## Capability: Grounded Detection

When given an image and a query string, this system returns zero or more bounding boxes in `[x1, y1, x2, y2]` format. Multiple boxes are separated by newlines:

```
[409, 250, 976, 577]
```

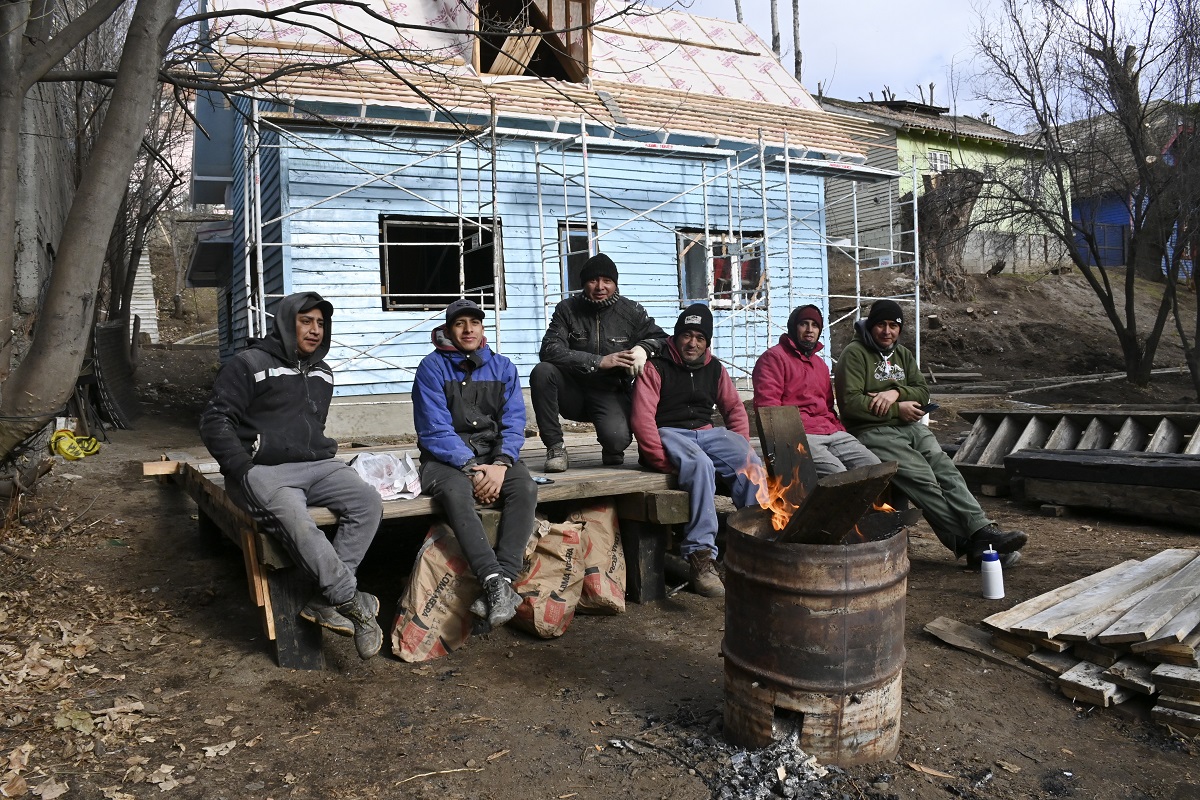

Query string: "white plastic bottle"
[981, 546, 1005, 600]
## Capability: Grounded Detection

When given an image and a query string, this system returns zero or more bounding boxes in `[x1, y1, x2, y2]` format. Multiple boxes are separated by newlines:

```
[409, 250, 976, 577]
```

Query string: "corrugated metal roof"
[206, 1, 885, 158]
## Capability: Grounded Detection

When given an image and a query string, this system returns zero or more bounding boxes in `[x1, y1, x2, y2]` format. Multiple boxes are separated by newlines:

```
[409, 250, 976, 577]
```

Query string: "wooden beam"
[1097, 554, 1200, 644]
[1044, 417, 1081, 450]
[953, 416, 997, 466]
[923, 617, 1044, 679]
[1077, 418, 1113, 450]
[1058, 662, 1134, 707]
[1021, 478, 1200, 528]
[1146, 418, 1184, 453]
[982, 559, 1141, 634]
[1010, 550, 1199, 639]
[776, 462, 898, 545]
[1111, 418, 1147, 451]
[1056, 582, 1157, 642]
[1131, 594, 1200, 651]
[1103, 658, 1157, 695]
[754, 405, 818, 508]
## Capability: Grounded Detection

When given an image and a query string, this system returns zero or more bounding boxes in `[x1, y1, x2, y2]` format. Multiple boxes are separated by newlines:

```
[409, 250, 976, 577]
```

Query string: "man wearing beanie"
[630, 303, 765, 597]
[411, 299, 534, 629]
[753, 303, 880, 476]
[200, 292, 384, 660]
[834, 299, 1028, 569]
[532, 253, 668, 472]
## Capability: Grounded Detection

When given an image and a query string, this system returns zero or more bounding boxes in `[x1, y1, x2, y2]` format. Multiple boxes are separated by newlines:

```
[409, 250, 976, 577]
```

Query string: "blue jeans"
[658, 427, 764, 558]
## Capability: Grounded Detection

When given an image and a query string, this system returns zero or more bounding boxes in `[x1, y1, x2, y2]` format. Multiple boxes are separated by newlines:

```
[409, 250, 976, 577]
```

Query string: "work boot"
[299, 596, 356, 636]
[967, 523, 1028, 560]
[687, 550, 725, 598]
[602, 451, 625, 466]
[335, 591, 383, 660]
[483, 575, 522, 628]
[544, 443, 569, 473]
[966, 550, 1022, 570]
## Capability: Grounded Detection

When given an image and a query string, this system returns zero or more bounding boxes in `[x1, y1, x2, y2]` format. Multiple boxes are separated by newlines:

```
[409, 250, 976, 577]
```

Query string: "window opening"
[379, 215, 502, 310]
[476, 0, 589, 82]
[678, 229, 765, 309]
[559, 221, 597, 291]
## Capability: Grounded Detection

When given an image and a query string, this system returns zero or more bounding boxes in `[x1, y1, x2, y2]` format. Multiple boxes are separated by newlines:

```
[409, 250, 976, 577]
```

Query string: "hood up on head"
[267, 291, 333, 365]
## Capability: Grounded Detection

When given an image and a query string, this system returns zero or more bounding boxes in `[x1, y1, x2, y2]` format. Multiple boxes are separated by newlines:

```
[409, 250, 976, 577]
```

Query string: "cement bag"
[350, 451, 421, 500]
[575, 501, 627, 615]
[391, 523, 480, 662]
[512, 516, 585, 638]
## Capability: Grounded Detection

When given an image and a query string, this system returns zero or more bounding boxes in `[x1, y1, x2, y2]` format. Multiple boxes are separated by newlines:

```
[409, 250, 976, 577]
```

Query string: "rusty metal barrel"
[721, 506, 909, 766]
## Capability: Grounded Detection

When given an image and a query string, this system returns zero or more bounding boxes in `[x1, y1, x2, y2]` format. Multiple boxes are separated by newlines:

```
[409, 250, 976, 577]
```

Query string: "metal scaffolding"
[235, 107, 920, 386]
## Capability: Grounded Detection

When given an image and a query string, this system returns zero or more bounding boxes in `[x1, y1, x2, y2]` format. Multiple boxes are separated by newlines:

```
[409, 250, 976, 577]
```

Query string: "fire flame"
[739, 459, 804, 532]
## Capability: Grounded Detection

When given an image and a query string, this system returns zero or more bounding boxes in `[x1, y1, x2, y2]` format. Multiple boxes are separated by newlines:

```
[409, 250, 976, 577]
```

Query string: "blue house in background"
[188, 0, 894, 436]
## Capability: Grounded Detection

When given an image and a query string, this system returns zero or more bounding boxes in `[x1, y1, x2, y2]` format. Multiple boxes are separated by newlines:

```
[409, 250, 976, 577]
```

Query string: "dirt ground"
[3, 270, 1200, 799]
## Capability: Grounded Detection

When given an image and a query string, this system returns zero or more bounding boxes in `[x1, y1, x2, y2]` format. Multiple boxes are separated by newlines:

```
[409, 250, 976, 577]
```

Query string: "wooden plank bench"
[145, 435, 693, 669]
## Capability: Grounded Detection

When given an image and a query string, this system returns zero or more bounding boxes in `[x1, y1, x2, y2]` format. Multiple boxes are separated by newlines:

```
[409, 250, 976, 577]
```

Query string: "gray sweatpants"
[807, 430, 882, 477]
[234, 460, 383, 606]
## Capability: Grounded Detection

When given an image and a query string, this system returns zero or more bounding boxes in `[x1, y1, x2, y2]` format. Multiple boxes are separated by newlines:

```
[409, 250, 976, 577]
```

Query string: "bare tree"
[733, 0, 743, 24]
[0, 0, 639, 465]
[972, 0, 1200, 388]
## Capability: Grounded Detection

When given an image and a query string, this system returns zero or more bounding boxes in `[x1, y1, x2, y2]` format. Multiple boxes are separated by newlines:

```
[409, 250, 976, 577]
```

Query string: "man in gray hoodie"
[200, 292, 383, 659]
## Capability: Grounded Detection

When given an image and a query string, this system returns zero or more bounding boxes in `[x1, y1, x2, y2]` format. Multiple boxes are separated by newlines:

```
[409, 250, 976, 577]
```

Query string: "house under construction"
[188, 0, 912, 436]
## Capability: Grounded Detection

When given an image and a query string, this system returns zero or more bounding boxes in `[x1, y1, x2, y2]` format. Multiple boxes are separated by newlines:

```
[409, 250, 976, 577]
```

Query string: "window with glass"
[378, 215, 502, 310]
[927, 149, 952, 173]
[677, 229, 765, 309]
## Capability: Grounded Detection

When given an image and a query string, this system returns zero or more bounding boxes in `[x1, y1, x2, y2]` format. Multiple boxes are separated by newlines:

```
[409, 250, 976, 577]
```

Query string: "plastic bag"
[349, 451, 421, 500]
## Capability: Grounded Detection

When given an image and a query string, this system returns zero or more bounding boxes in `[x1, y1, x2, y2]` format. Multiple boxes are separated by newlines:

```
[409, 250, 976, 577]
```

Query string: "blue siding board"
[217, 124, 830, 397]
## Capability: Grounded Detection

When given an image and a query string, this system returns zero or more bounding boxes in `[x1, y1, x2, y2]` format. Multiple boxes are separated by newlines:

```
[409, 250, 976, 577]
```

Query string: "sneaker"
[967, 523, 1028, 560]
[483, 576, 522, 628]
[687, 550, 725, 598]
[601, 451, 625, 466]
[965, 550, 1022, 570]
[299, 596, 357, 636]
[544, 443, 569, 473]
[335, 591, 383, 660]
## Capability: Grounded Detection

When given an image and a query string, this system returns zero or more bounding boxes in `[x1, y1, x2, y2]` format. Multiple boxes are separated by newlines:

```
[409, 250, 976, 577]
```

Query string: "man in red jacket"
[631, 304, 764, 598]
[753, 304, 880, 477]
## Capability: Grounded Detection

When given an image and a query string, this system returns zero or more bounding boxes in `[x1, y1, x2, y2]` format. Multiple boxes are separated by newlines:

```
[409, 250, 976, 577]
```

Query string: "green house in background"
[819, 97, 1066, 274]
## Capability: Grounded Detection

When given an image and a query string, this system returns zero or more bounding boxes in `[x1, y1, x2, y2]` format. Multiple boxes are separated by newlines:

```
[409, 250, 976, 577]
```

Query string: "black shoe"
[544, 443, 569, 473]
[483, 576, 521, 628]
[965, 550, 1022, 570]
[335, 591, 383, 660]
[602, 451, 625, 466]
[967, 523, 1028, 560]
[299, 597, 355, 636]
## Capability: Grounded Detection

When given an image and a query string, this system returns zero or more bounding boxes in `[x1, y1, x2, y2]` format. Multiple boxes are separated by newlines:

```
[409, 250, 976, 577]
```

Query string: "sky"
[649, 0, 995, 119]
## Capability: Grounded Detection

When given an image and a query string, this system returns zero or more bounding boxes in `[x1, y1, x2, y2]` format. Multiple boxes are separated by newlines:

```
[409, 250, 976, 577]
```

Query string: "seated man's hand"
[598, 350, 637, 371]
[627, 346, 648, 376]
[867, 389, 901, 417]
[470, 463, 507, 504]
[897, 400, 926, 423]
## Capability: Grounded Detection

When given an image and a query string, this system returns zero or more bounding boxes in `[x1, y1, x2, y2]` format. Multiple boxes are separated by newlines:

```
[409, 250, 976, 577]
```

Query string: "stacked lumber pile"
[972, 549, 1200, 732]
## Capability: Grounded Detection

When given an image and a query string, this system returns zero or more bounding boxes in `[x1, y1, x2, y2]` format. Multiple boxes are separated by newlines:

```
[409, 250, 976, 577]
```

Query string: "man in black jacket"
[531, 253, 668, 471]
[199, 292, 384, 660]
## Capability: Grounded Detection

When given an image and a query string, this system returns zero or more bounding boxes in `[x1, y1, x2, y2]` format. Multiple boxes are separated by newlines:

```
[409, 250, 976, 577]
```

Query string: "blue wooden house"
[188, 0, 892, 435]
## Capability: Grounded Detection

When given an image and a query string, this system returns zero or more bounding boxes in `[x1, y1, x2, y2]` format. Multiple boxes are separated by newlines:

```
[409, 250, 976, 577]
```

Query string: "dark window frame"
[378, 214, 504, 311]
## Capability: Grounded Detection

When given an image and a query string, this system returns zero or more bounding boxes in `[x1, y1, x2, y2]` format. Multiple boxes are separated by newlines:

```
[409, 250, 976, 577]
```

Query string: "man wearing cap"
[753, 304, 880, 477]
[834, 299, 1028, 568]
[411, 299, 535, 628]
[532, 253, 668, 472]
[200, 292, 384, 660]
[631, 303, 764, 597]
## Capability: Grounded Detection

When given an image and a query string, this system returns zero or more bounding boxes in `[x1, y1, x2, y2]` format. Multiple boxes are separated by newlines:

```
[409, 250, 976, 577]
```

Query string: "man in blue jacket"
[200, 292, 384, 660]
[412, 299, 536, 628]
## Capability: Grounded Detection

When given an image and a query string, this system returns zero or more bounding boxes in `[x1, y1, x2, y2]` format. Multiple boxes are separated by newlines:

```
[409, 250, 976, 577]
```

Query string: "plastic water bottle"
[981, 547, 1005, 600]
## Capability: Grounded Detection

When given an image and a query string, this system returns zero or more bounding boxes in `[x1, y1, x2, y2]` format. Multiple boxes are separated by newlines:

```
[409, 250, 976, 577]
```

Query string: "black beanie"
[865, 299, 904, 330]
[674, 303, 714, 341]
[579, 253, 619, 284]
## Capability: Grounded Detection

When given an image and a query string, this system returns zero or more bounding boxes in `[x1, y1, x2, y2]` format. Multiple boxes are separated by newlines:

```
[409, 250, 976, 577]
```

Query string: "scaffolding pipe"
[251, 98, 267, 337]
[783, 130, 794, 314]
[489, 102, 502, 350]
[911, 155, 922, 366]
[535, 144, 551, 330]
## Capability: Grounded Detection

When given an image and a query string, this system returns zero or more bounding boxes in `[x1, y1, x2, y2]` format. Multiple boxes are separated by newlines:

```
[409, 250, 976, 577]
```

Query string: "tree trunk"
[792, 0, 801, 80]
[770, 0, 781, 57]
[0, 0, 181, 458]
[0, 4, 27, 383]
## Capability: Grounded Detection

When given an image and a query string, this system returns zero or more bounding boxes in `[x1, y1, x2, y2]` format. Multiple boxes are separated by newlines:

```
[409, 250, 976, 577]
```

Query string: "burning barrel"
[721, 504, 908, 766]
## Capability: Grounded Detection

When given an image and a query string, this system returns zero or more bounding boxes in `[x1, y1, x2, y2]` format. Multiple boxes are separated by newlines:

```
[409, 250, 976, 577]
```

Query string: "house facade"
[818, 97, 1065, 275]
[189, 1, 892, 435]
